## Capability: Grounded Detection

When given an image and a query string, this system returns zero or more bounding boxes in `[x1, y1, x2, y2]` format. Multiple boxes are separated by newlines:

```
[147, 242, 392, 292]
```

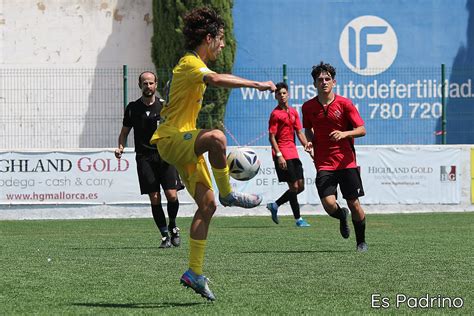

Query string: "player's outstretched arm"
[204, 73, 276, 91]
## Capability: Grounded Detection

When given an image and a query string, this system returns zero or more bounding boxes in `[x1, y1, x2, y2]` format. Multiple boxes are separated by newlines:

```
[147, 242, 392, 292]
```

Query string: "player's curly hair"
[311, 62, 336, 81]
[183, 7, 225, 50]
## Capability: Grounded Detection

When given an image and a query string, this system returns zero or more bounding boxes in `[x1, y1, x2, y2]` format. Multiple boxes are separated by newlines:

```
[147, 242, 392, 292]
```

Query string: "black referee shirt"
[122, 96, 164, 154]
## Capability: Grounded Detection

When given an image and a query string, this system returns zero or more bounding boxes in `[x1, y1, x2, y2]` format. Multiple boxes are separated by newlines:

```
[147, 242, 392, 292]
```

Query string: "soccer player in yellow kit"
[150, 7, 275, 301]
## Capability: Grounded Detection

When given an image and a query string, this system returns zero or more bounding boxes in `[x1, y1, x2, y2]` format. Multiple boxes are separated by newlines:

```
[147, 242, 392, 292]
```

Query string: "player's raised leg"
[195, 129, 262, 208]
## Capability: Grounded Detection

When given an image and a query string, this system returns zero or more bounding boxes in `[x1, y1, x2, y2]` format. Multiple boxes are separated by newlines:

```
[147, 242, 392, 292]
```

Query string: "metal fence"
[0, 66, 472, 149]
[0, 67, 151, 149]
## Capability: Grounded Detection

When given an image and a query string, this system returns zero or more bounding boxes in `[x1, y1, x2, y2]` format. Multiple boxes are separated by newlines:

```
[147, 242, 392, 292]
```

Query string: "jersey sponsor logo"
[183, 133, 193, 141]
[199, 67, 211, 73]
[339, 15, 398, 76]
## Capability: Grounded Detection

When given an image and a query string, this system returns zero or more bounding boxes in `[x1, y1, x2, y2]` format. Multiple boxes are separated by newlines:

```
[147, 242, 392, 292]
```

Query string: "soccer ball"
[226, 147, 261, 181]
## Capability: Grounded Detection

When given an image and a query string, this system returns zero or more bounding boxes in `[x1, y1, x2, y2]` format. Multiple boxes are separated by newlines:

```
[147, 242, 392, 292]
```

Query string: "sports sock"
[189, 238, 207, 275]
[167, 200, 179, 229]
[288, 191, 301, 219]
[276, 190, 290, 206]
[352, 217, 366, 244]
[212, 166, 232, 197]
[151, 204, 168, 235]
[328, 203, 345, 220]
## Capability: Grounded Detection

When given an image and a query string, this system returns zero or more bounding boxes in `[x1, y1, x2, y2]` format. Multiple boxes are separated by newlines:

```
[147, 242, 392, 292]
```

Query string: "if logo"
[339, 16, 398, 76]
[440, 166, 456, 182]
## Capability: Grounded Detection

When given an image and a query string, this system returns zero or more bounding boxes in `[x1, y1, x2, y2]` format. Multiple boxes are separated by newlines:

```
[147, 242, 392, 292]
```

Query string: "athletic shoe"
[296, 218, 311, 227]
[356, 242, 368, 252]
[340, 207, 350, 239]
[180, 269, 216, 301]
[266, 202, 279, 224]
[170, 227, 181, 247]
[219, 191, 262, 209]
[159, 236, 171, 248]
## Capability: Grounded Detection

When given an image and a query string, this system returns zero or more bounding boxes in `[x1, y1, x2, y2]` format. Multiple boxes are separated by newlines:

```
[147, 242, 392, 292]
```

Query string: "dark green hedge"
[151, 0, 236, 129]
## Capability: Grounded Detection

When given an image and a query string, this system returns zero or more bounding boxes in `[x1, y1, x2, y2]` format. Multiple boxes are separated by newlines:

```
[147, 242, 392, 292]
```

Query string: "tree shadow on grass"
[71, 302, 207, 309]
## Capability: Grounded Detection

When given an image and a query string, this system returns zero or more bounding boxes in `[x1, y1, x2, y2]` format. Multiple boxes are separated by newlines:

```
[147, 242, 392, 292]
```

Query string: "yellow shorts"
[156, 130, 212, 198]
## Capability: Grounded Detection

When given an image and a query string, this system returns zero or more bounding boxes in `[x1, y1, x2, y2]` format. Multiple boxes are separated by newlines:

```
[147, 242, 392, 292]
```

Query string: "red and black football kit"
[302, 94, 364, 199]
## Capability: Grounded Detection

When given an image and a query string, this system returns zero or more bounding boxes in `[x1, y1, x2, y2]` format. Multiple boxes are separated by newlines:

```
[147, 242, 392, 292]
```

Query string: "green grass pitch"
[1, 212, 472, 315]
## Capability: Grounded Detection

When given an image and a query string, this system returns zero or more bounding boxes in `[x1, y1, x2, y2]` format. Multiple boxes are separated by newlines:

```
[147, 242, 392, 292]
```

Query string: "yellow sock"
[189, 238, 207, 275]
[212, 166, 232, 197]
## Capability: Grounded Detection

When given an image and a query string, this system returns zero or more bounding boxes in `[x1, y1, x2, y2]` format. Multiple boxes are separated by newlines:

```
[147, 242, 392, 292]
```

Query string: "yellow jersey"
[150, 52, 215, 143]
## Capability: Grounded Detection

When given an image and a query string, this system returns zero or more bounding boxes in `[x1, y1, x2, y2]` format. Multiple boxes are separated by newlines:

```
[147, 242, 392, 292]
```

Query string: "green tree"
[151, 0, 236, 129]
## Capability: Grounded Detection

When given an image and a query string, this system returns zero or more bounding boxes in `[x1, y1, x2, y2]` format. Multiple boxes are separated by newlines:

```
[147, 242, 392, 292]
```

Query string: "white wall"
[0, 0, 154, 67]
[0, 0, 155, 149]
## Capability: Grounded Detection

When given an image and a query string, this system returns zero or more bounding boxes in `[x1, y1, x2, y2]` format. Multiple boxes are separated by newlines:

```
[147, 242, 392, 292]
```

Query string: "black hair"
[183, 7, 225, 50]
[275, 82, 288, 91]
[311, 61, 336, 81]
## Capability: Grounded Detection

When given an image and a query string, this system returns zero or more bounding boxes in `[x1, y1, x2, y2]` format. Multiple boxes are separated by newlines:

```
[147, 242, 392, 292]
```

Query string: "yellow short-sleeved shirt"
[150, 52, 215, 142]
[150, 52, 215, 197]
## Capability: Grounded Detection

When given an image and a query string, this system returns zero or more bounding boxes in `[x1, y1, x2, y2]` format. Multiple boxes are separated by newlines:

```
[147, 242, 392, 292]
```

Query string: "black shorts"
[135, 152, 184, 195]
[316, 168, 364, 200]
[274, 158, 304, 183]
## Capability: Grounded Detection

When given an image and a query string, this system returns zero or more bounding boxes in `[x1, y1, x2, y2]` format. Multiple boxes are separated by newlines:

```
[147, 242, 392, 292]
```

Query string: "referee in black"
[115, 71, 183, 248]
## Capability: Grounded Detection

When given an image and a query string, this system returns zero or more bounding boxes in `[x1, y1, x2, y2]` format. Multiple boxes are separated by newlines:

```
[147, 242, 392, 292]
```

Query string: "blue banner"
[223, 0, 474, 145]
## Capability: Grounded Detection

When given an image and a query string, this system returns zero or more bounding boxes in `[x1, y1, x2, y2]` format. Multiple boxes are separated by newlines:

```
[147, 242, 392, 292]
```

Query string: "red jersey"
[302, 94, 364, 171]
[268, 105, 302, 160]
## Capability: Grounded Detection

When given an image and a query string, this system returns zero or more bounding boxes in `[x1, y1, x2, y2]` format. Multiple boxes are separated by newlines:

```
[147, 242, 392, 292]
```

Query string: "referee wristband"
[276, 152, 282, 157]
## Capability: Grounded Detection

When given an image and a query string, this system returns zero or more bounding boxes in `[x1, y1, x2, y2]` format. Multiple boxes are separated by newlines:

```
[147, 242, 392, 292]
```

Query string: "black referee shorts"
[135, 152, 184, 195]
[316, 168, 364, 200]
[274, 158, 304, 183]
